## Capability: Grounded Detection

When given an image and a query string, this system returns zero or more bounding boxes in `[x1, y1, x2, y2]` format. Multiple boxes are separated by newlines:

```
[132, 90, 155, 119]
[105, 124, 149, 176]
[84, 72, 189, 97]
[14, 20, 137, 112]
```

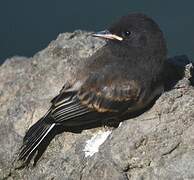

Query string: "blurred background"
[0, 0, 194, 64]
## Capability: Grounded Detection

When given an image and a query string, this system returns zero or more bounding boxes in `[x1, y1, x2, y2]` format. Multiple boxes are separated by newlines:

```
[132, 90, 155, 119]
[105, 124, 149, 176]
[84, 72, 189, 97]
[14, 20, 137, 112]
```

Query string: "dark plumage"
[18, 13, 167, 165]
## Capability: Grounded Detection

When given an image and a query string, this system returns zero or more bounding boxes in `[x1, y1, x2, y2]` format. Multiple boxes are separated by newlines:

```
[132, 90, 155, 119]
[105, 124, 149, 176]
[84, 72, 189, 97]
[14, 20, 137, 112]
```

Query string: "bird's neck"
[106, 42, 144, 58]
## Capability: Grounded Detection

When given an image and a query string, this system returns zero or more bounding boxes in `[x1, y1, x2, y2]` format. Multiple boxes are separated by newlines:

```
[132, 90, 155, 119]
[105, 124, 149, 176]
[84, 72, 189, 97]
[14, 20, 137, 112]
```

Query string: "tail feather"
[18, 116, 55, 163]
[23, 110, 51, 142]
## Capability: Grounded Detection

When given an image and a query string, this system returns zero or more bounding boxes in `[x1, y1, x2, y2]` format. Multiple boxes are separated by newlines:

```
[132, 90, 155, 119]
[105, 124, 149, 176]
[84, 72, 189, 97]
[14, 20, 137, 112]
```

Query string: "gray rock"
[0, 31, 194, 180]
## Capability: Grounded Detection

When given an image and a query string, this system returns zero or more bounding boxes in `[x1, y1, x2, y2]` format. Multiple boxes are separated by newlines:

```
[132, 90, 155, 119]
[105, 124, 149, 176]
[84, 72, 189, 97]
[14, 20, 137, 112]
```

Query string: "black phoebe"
[18, 13, 167, 165]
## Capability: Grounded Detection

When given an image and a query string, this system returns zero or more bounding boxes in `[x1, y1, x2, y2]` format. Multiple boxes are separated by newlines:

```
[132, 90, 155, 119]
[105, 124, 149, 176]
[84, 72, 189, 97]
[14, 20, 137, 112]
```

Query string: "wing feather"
[48, 75, 141, 126]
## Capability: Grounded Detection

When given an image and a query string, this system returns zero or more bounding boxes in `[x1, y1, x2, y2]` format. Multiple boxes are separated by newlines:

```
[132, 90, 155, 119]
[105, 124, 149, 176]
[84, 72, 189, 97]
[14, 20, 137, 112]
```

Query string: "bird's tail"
[18, 114, 55, 164]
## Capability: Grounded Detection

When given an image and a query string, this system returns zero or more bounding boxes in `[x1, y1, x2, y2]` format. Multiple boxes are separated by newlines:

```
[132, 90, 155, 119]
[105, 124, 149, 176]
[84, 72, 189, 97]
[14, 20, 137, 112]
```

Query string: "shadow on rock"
[164, 55, 194, 90]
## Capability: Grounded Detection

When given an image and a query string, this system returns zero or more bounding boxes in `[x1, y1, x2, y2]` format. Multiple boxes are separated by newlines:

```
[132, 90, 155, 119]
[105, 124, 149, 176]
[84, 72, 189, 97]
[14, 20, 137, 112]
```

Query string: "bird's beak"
[93, 30, 123, 41]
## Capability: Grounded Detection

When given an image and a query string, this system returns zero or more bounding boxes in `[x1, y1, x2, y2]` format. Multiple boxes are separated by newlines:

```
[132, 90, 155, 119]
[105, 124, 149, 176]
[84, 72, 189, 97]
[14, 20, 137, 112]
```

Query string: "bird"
[17, 13, 167, 166]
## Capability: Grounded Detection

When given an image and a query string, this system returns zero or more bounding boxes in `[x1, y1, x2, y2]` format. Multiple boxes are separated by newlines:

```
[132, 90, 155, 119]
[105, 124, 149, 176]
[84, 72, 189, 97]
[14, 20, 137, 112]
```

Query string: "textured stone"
[0, 31, 194, 180]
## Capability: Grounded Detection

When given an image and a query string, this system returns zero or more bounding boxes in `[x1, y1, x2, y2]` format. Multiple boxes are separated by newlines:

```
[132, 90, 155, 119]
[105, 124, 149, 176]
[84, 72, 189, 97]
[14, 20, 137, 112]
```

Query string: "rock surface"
[0, 31, 194, 180]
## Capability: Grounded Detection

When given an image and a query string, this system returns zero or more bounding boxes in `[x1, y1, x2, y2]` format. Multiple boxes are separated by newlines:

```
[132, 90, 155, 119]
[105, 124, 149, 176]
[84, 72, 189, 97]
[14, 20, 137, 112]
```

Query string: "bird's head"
[93, 13, 167, 55]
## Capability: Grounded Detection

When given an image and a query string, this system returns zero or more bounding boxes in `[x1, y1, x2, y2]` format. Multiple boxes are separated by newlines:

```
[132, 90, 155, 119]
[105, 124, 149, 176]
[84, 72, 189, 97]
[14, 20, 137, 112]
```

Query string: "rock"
[0, 31, 194, 180]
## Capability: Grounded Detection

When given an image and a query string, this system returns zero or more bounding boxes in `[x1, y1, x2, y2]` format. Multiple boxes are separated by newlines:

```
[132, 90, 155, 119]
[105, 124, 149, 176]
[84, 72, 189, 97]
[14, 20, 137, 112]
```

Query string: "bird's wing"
[77, 77, 142, 113]
[48, 76, 142, 126]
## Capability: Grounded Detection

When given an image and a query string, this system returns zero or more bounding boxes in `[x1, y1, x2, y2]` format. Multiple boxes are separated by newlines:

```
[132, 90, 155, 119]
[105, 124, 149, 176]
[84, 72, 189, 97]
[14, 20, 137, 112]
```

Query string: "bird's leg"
[103, 118, 120, 131]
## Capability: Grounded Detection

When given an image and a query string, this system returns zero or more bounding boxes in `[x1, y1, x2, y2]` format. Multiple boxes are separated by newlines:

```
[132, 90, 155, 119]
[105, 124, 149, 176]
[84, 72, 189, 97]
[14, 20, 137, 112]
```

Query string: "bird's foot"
[103, 119, 120, 131]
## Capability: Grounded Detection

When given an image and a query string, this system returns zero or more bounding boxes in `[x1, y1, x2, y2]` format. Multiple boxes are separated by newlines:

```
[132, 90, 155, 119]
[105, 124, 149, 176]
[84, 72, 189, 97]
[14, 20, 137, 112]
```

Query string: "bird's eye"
[122, 31, 131, 38]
